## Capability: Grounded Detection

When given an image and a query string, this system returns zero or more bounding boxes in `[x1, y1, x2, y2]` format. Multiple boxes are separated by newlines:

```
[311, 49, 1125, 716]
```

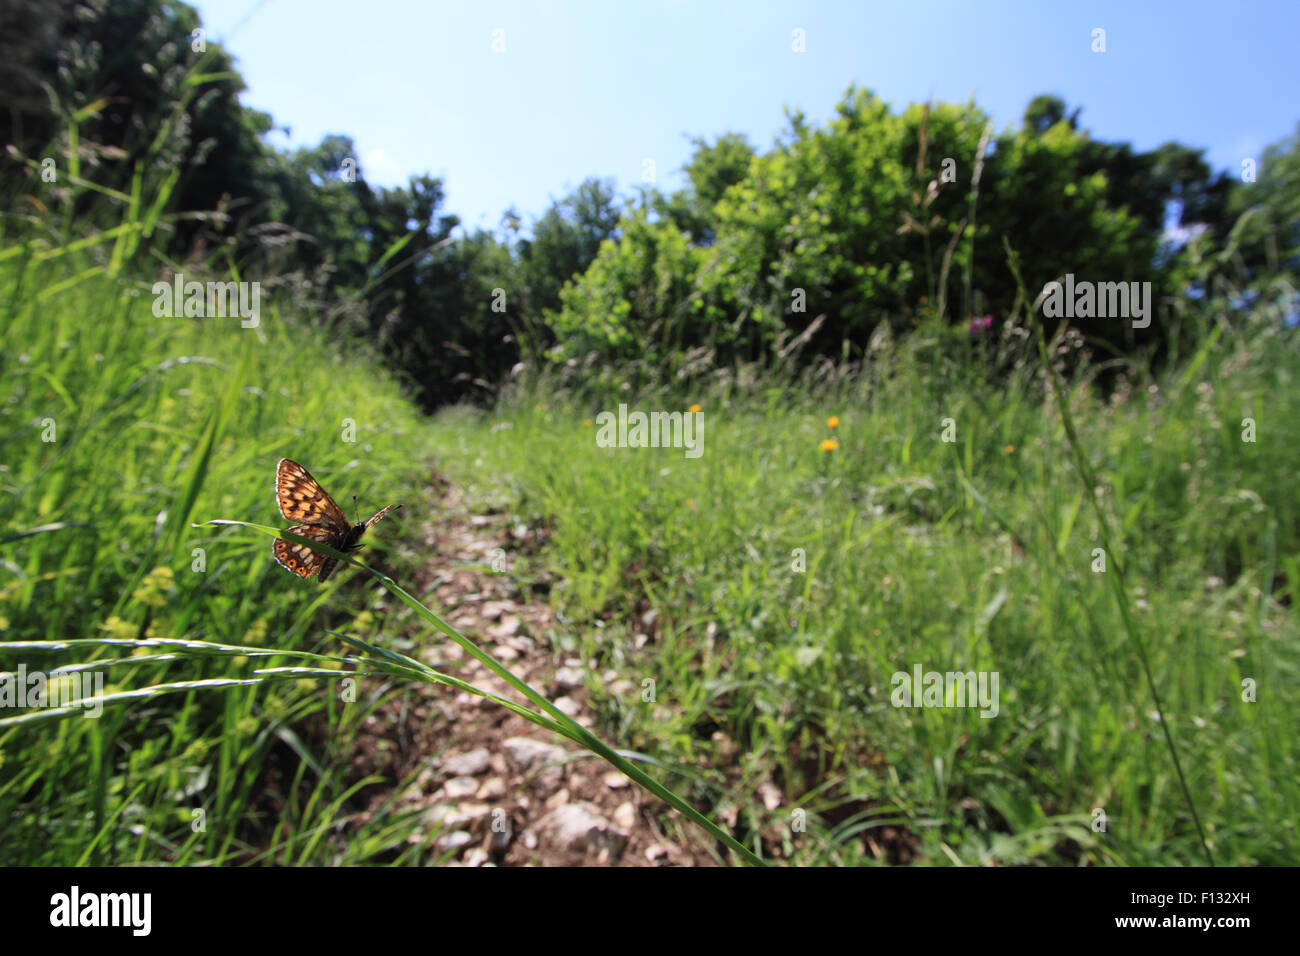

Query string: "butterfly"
[273, 458, 401, 582]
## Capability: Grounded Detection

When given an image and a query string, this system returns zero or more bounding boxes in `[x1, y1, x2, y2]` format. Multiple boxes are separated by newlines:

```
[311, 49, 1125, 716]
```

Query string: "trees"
[1222, 122, 1300, 281]
[516, 177, 622, 321]
[656, 132, 757, 245]
[548, 205, 699, 370]
[546, 86, 1245, 373]
[8, 1, 1284, 405]
[1, 0, 277, 257]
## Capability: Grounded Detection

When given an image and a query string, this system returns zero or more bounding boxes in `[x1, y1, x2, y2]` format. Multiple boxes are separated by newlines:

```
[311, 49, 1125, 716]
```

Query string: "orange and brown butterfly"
[272, 458, 401, 582]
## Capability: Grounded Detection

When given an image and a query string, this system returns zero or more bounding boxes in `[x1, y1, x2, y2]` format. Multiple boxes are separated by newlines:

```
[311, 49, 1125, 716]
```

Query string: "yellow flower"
[147, 566, 174, 587]
[826, 416, 839, 429]
[582, 418, 593, 427]
[243, 619, 268, 646]
[686, 498, 697, 512]
[182, 739, 211, 762]
[101, 616, 136, 640]
[1004, 444, 1015, 454]
[819, 439, 839, 452]
[689, 404, 702, 414]
[132, 566, 174, 608]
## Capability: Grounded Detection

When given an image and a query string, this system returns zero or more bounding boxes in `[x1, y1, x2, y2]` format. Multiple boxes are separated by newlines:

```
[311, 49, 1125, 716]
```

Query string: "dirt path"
[348, 474, 718, 866]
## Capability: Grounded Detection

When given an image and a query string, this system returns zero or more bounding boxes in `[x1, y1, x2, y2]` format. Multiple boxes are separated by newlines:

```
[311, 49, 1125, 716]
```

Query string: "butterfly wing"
[272, 523, 338, 579]
[275, 458, 350, 531]
[274, 460, 400, 583]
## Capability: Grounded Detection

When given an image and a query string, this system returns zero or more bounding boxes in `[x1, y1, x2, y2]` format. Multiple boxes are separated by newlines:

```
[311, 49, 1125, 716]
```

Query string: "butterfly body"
[273, 458, 400, 582]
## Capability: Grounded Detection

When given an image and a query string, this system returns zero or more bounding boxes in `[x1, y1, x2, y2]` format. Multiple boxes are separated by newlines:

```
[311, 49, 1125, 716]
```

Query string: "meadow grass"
[0, 247, 762, 865]
[2, 235, 1297, 864]
[0, 250, 439, 864]
[430, 302, 1300, 865]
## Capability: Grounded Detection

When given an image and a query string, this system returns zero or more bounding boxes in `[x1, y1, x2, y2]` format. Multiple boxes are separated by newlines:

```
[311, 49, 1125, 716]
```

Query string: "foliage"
[1220, 121, 1300, 282]
[442, 289, 1300, 865]
[5, 2, 1273, 408]
[547, 87, 1245, 376]
[0, 248, 433, 864]
[2, 0, 1298, 867]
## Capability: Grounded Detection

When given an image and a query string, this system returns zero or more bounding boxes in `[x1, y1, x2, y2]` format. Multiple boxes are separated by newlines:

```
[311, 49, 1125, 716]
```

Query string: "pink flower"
[969, 315, 994, 337]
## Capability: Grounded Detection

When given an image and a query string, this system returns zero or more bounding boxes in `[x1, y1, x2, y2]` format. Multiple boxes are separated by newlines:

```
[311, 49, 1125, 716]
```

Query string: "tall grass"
[3, 119, 1297, 863]
[0, 238, 763, 865]
[0, 243, 440, 863]
[429, 294, 1300, 865]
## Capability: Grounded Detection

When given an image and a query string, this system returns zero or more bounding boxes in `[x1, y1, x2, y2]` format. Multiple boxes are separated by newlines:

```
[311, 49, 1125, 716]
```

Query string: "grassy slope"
[1, 255, 435, 864]
[3, 248, 1297, 865]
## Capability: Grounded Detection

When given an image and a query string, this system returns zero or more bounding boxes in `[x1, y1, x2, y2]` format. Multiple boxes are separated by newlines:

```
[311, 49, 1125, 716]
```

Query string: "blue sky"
[193, 0, 1299, 236]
